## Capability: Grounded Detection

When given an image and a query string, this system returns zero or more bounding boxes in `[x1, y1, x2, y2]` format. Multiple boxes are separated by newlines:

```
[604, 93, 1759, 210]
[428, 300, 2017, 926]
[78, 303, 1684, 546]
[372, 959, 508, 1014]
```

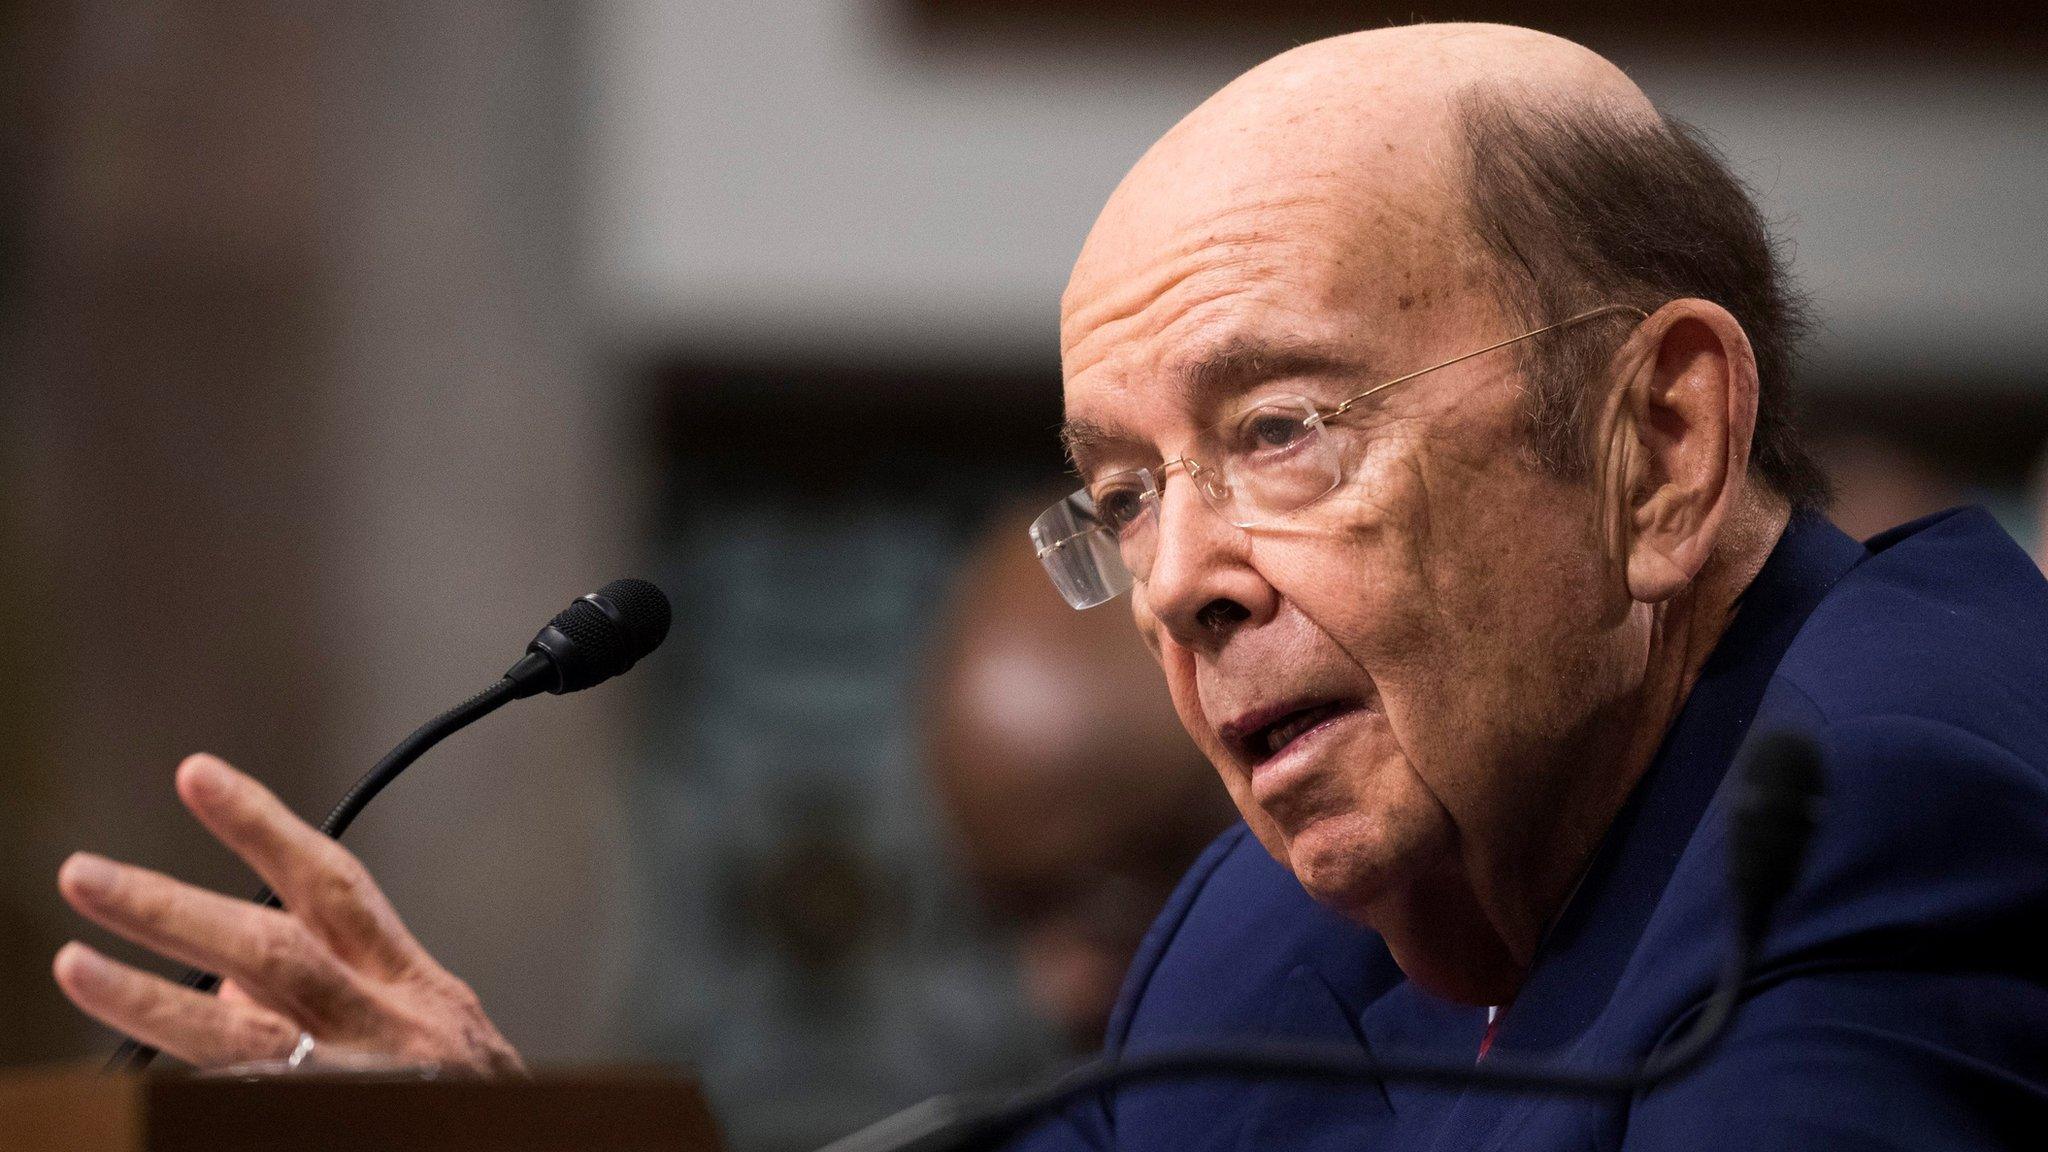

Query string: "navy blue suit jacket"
[1011, 509, 2048, 1149]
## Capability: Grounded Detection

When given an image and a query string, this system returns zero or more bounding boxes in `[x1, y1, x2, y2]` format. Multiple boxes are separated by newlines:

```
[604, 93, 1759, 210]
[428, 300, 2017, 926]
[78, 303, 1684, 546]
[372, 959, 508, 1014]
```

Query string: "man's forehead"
[1061, 34, 1484, 309]
[1059, 117, 1465, 382]
[1063, 153, 1452, 336]
[1059, 166, 1459, 383]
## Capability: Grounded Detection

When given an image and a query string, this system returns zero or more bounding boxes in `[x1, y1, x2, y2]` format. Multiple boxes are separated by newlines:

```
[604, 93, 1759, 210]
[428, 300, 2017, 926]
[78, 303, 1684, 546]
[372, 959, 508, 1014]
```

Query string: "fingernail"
[60, 852, 117, 898]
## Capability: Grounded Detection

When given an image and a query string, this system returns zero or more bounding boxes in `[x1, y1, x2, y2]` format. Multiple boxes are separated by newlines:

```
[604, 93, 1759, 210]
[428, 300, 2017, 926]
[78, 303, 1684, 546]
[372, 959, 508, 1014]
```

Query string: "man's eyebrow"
[1179, 337, 1371, 404]
[1058, 417, 1133, 470]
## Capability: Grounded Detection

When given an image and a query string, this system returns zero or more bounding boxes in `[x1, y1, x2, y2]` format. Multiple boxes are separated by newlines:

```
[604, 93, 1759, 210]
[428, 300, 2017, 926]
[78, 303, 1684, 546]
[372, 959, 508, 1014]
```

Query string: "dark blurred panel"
[624, 361, 1067, 1152]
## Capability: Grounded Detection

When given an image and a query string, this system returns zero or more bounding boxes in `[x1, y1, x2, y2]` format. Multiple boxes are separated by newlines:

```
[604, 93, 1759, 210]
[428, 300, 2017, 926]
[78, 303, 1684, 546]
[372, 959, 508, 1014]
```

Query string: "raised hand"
[53, 754, 523, 1074]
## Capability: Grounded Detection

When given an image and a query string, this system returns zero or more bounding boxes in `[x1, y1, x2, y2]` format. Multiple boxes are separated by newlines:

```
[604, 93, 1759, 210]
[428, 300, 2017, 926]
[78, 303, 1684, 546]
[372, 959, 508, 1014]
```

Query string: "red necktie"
[1477, 1015, 1502, 1061]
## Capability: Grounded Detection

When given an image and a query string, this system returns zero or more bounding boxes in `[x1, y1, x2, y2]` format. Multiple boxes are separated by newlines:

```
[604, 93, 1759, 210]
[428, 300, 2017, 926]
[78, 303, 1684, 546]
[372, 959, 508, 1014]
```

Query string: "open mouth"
[1220, 698, 1361, 768]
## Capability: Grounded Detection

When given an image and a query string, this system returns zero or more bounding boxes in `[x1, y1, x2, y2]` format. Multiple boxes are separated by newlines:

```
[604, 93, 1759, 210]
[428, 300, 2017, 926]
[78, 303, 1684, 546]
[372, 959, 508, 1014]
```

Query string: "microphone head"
[515, 578, 673, 695]
[1728, 731, 1825, 942]
[586, 577, 673, 659]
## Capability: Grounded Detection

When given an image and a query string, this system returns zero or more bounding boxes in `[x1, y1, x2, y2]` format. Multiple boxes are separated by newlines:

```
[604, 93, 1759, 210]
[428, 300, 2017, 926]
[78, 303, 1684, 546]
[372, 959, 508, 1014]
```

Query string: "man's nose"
[1142, 472, 1275, 651]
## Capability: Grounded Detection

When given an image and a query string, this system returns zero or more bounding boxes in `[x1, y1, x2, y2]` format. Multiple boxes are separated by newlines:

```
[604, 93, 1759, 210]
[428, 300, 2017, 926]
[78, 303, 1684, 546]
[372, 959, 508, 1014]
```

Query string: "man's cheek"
[1184, 697, 1278, 850]
[1270, 537, 1430, 670]
[1155, 651, 1260, 810]
[1156, 647, 1210, 757]
[1132, 598, 1166, 662]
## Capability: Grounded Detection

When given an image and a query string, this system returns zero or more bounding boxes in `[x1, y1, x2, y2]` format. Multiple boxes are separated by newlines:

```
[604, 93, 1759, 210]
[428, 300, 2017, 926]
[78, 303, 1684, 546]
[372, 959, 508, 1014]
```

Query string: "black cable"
[104, 677, 519, 1074]
[819, 935, 1757, 1152]
[998, 942, 1744, 1142]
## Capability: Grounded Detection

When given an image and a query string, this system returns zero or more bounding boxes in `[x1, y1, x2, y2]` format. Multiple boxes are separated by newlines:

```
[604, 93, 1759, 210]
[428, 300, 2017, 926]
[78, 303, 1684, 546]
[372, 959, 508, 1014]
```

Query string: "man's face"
[1059, 176, 1641, 940]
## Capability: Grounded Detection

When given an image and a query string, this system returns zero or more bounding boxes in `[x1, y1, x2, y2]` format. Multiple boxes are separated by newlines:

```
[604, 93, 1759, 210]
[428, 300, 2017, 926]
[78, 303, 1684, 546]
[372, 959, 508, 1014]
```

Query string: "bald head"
[1063, 24, 1652, 364]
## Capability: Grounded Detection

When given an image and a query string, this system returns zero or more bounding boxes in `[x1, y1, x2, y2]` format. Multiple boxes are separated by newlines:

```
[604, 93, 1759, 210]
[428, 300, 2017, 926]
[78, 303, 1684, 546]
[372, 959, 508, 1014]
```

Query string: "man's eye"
[1239, 411, 1312, 452]
[1090, 482, 1150, 532]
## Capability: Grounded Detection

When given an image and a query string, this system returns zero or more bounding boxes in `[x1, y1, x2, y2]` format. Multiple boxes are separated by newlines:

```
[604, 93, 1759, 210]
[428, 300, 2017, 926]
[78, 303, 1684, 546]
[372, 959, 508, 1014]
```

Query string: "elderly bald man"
[50, 23, 2048, 1151]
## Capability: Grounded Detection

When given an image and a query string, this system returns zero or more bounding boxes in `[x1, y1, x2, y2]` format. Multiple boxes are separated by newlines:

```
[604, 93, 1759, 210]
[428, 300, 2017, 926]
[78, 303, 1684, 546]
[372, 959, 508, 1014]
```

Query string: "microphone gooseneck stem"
[314, 678, 520, 841]
[105, 677, 521, 1074]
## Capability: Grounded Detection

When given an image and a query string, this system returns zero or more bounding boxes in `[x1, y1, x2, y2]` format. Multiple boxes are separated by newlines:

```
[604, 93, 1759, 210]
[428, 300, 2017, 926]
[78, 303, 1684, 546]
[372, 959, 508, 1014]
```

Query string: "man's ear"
[1615, 299, 1758, 603]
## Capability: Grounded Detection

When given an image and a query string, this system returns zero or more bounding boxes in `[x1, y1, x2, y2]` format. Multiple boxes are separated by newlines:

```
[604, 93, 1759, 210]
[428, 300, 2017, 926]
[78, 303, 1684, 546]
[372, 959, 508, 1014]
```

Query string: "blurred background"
[2, 4, 2044, 1151]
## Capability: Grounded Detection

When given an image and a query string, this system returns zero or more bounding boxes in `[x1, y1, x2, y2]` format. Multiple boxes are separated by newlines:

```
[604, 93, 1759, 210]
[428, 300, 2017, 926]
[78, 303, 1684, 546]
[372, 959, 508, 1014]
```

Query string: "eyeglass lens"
[1031, 395, 1341, 609]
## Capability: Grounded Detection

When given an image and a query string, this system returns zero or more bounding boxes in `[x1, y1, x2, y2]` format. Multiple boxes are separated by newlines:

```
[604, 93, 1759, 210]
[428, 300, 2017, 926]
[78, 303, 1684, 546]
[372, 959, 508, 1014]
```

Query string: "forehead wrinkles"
[1062, 177, 1449, 369]
[1061, 203, 1311, 366]
[1061, 260, 1278, 395]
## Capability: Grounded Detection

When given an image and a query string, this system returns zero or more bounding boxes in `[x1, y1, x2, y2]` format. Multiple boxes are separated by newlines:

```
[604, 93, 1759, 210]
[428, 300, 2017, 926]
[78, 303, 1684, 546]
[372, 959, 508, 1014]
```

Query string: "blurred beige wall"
[1, 1, 335, 1064]
[1, 2, 642, 1066]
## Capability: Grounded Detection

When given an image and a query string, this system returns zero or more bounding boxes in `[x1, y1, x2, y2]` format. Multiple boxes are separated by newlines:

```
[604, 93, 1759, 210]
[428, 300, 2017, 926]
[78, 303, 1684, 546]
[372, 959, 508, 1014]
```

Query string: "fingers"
[173, 754, 421, 974]
[53, 941, 302, 1068]
[52, 755, 527, 1077]
[58, 852, 374, 1032]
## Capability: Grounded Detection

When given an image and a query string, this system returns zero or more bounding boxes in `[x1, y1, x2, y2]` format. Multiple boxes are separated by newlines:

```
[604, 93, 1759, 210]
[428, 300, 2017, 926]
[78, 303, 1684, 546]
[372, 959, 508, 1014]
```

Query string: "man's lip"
[1216, 696, 1359, 767]
[1246, 706, 1364, 808]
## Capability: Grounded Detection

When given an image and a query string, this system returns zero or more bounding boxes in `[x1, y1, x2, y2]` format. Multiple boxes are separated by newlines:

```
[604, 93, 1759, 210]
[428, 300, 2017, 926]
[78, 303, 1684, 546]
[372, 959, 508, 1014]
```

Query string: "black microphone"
[106, 578, 672, 1074]
[506, 578, 673, 698]
[817, 732, 1828, 1152]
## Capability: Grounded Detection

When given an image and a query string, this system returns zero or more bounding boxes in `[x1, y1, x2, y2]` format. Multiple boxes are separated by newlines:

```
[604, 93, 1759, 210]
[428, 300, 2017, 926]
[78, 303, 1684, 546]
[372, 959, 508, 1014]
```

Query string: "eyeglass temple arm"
[1327, 304, 1649, 419]
[1036, 533, 1089, 559]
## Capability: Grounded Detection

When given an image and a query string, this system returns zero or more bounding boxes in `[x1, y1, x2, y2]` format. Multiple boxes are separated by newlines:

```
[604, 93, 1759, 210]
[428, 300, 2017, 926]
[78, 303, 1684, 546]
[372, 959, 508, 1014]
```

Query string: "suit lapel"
[1227, 963, 1396, 1151]
[1357, 980, 1486, 1137]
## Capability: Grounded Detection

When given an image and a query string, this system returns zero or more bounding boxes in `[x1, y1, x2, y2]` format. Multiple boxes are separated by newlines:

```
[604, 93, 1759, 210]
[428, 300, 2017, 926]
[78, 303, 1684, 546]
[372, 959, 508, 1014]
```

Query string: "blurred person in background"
[922, 502, 1237, 1050]
[1810, 429, 1967, 542]
[2035, 443, 2048, 570]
